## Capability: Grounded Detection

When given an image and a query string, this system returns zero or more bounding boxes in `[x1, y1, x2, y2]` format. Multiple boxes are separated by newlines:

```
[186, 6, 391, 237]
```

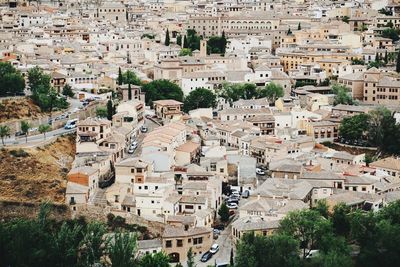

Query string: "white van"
[64, 119, 78, 129]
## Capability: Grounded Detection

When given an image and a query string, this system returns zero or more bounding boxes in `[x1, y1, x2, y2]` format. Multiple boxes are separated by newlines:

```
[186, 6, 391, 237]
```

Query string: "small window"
[166, 240, 172, 248]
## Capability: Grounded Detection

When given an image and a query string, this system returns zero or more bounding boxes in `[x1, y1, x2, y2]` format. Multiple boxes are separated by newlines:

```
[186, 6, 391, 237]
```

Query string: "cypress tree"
[376, 52, 380, 62]
[177, 35, 182, 46]
[298, 22, 301, 30]
[183, 35, 188, 48]
[107, 100, 113, 121]
[118, 67, 123, 85]
[128, 83, 132, 100]
[396, 52, 400, 72]
[165, 29, 170, 46]
[384, 51, 388, 64]
[287, 27, 292, 35]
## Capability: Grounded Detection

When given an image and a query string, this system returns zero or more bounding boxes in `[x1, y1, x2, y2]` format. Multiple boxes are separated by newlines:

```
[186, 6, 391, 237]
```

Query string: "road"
[195, 224, 233, 267]
[1, 128, 76, 146]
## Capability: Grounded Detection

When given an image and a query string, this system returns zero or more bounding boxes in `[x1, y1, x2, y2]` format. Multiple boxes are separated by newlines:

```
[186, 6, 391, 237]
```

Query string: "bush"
[9, 149, 29, 157]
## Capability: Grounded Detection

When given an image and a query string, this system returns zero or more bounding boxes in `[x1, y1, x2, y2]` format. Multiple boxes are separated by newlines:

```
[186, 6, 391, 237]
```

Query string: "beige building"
[371, 157, 400, 179]
[303, 120, 339, 142]
[153, 100, 183, 122]
[162, 226, 213, 263]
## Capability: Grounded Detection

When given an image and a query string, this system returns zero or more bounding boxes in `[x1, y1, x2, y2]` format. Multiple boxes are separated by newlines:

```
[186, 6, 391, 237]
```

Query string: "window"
[220, 168, 224, 173]
[177, 239, 183, 247]
[193, 237, 203, 245]
[166, 240, 172, 248]
[198, 206, 202, 210]
[144, 186, 148, 190]
[131, 168, 135, 173]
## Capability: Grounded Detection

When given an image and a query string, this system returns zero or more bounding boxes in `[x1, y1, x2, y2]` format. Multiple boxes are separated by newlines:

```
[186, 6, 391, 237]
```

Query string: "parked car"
[227, 203, 239, 209]
[15, 131, 26, 137]
[256, 167, 265, 175]
[201, 251, 213, 262]
[306, 250, 320, 259]
[209, 243, 220, 254]
[213, 224, 225, 231]
[131, 141, 138, 149]
[140, 126, 148, 133]
[213, 229, 221, 235]
[242, 190, 250, 198]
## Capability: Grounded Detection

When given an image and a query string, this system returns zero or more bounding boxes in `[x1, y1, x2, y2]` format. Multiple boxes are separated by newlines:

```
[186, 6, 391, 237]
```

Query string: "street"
[195, 224, 233, 267]
[1, 128, 76, 146]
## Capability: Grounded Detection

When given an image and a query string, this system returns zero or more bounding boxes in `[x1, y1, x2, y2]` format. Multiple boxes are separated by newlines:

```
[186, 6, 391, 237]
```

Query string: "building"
[153, 100, 183, 123]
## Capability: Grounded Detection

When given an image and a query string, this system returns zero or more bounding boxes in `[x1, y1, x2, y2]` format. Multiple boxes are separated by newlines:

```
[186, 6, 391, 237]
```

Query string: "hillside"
[0, 97, 45, 123]
[0, 135, 76, 204]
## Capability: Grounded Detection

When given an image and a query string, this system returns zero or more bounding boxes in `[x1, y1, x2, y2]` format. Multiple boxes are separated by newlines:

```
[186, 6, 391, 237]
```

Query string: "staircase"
[89, 188, 108, 207]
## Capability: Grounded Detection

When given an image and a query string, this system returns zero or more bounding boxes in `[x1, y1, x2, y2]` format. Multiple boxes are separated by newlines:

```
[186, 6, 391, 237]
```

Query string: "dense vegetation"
[28, 67, 68, 113]
[183, 87, 217, 112]
[339, 106, 400, 155]
[219, 82, 284, 104]
[234, 200, 400, 267]
[0, 203, 171, 267]
[0, 62, 25, 97]
[142, 79, 184, 106]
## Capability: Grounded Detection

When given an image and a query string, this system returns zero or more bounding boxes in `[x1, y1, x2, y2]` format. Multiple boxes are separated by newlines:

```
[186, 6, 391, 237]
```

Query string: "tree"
[107, 232, 137, 267]
[342, 16, 350, 23]
[118, 67, 123, 85]
[186, 29, 201, 51]
[287, 27, 292, 35]
[220, 83, 259, 103]
[142, 79, 184, 106]
[79, 222, 108, 266]
[165, 28, 170, 46]
[38, 124, 51, 140]
[235, 232, 300, 267]
[0, 62, 25, 97]
[339, 113, 370, 142]
[230, 248, 234, 266]
[107, 100, 113, 120]
[332, 84, 354, 105]
[218, 203, 230, 222]
[187, 247, 195, 267]
[183, 88, 216, 112]
[351, 58, 365, 65]
[62, 84, 74, 97]
[96, 106, 107, 118]
[258, 83, 284, 104]
[139, 252, 170, 267]
[396, 52, 400, 73]
[314, 200, 329, 219]
[176, 35, 182, 46]
[384, 50, 388, 64]
[183, 35, 188, 48]
[331, 203, 351, 237]
[0, 125, 10, 145]
[128, 83, 132, 100]
[179, 48, 192, 56]
[381, 28, 399, 41]
[123, 70, 141, 86]
[297, 22, 301, 30]
[20, 121, 30, 143]
[207, 34, 227, 54]
[279, 209, 332, 259]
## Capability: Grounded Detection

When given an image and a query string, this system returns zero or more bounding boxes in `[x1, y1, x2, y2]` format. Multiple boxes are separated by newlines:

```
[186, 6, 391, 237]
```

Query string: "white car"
[131, 141, 138, 149]
[209, 243, 219, 254]
[256, 167, 265, 175]
[226, 203, 239, 209]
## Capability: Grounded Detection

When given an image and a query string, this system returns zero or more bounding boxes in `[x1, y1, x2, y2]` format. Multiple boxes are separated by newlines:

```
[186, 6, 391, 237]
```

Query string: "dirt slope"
[0, 135, 76, 204]
[0, 97, 45, 123]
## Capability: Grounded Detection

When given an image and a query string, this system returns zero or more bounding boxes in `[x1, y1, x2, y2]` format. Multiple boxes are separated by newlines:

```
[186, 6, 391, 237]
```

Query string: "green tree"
[331, 203, 351, 237]
[298, 22, 301, 30]
[287, 27, 292, 35]
[179, 48, 192, 56]
[207, 34, 227, 54]
[107, 100, 114, 120]
[183, 35, 188, 48]
[107, 232, 137, 267]
[79, 222, 108, 266]
[62, 84, 74, 97]
[382, 28, 399, 41]
[142, 79, 184, 106]
[279, 209, 332, 259]
[220, 83, 259, 103]
[187, 247, 195, 267]
[52, 222, 83, 267]
[230, 248, 234, 266]
[313, 200, 329, 219]
[351, 58, 365, 65]
[186, 29, 201, 51]
[258, 83, 284, 104]
[384, 50, 388, 64]
[38, 124, 51, 140]
[0, 62, 25, 96]
[123, 70, 141, 86]
[128, 83, 132, 100]
[396, 52, 400, 72]
[0, 125, 10, 145]
[118, 67, 123, 85]
[139, 252, 170, 267]
[165, 28, 170, 46]
[218, 203, 230, 222]
[339, 113, 370, 141]
[28, 66, 51, 93]
[176, 35, 182, 46]
[332, 84, 354, 105]
[20, 120, 30, 143]
[183, 87, 216, 112]
[342, 16, 350, 23]
[235, 232, 300, 267]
